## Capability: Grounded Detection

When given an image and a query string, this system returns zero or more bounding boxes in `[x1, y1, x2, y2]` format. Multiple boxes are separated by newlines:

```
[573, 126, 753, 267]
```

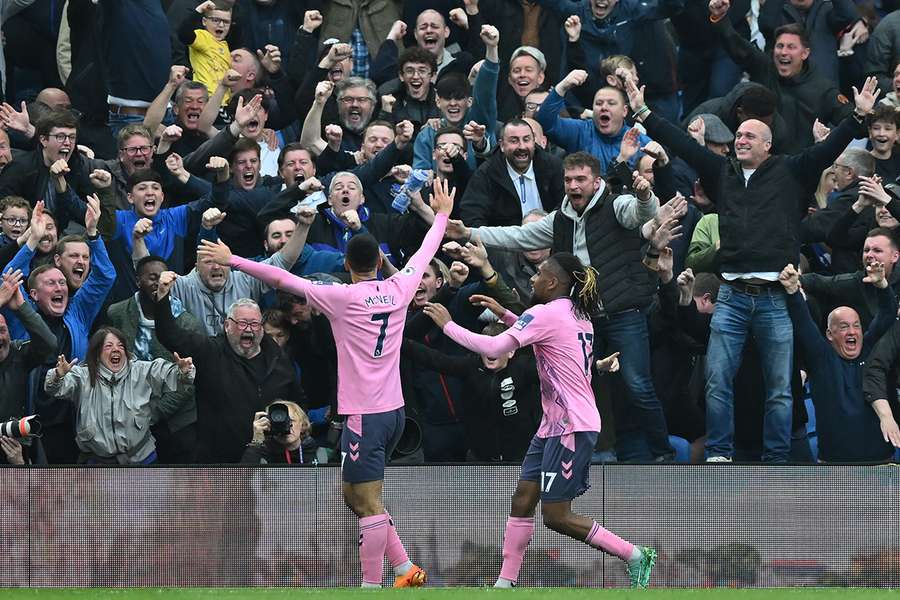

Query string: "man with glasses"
[0, 110, 93, 228]
[376, 47, 441, 130]
[460, 118, 564, 228]
[82, 125, 159, 211]
[333, 77, 379, 151]
[154, 287, 306, 463]
[0, 196, 29, 248]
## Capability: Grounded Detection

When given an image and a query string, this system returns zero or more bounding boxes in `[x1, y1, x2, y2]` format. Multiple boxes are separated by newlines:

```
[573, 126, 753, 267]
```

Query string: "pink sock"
[499, 516, 534, 583]
[584, 521, 635, 561]
[359, 514, 389, 584]
[383, 511, 409, 568]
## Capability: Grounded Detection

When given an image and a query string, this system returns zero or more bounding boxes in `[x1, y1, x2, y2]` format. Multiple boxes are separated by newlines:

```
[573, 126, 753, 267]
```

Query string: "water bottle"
[391, 169, 430, 213]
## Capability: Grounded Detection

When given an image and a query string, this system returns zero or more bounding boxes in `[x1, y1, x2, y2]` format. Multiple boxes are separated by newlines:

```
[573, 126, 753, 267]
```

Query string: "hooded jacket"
[44, 358, 195, 463]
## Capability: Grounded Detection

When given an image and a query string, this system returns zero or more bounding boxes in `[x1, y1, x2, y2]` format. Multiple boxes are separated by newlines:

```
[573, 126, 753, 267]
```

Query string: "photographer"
[241, 401, 318, 465]
[0, 269, 56, 466]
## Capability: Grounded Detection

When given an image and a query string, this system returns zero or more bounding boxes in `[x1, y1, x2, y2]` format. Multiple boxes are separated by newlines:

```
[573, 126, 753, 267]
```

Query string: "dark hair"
[867, 227, 899, 248]
[735, 86, 777, 119]
[433, 125, 465, 144]
[27, 263, 63, 292]
[86, 327, 130, 386]
[226, 88, 272, 119]
[277, 142, 314, 169]
[346, 233, 380, 272]
[499, 118, 535, 141]
[230, 136, 261, 162]
[55, 233, 89, 257]
[36, 109, 79, 137]
[435, 72, 470, 100]
[136, 255, 168, 276]
[262, 307, 291, 330]
[127, 168, 163, 191]
[692, 273, 720, 300]
[547, 252, 599, 320]
[398, 46, 437, 75]
[563, 151, 602, 178]
[773, 23, 810, 49]
[482, 322, 508, 336]
[867, 103, 900, 129]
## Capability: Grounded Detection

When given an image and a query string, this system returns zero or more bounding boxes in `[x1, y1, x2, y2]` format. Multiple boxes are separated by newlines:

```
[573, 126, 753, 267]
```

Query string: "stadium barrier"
[0, 464, 897, 587]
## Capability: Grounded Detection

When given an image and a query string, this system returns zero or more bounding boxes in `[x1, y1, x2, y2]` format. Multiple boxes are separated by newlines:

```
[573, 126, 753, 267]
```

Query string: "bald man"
[780, 263, 897, 462]
[628, 75, 883, 463]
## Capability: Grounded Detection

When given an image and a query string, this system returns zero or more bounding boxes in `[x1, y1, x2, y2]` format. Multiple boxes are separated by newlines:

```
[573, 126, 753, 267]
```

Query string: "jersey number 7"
[371, 313, 390, 357]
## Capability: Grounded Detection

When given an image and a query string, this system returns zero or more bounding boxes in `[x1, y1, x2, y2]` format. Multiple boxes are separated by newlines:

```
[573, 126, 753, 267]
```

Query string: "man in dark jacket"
[0, 271, 56, 464]
[708, 0, 854, 150]
[782, 262, 897, 462]
[155, 282, 306, 464]
[627, 73, 879, 462]
[802, 227, 900, 330]
[460, 118, 563, 227]
[758, 0, 860, 85]
[799, 148, 874, 274]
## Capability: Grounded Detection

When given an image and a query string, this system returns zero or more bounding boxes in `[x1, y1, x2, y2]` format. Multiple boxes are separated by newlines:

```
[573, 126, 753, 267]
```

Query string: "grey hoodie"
[471, 181, 657, 266]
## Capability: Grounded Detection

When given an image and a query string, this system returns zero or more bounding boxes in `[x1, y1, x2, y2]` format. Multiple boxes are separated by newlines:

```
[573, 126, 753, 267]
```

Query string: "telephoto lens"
[0, 415, 42, 438]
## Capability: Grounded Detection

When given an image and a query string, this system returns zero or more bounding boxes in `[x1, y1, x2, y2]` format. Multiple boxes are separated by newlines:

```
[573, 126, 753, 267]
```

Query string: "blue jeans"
[594, 309, 673, 459]
[705, 284, 793, 462]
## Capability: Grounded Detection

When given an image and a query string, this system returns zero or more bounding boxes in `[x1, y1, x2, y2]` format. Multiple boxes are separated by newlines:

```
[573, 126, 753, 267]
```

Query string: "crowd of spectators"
[1, 0, 900, 466]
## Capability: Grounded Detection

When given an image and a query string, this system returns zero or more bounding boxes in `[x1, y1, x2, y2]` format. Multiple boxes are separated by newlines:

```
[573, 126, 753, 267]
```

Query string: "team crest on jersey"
[311, 280, 336, 286]
[514, 314, 534, 330]
[401, 266, 416, 276]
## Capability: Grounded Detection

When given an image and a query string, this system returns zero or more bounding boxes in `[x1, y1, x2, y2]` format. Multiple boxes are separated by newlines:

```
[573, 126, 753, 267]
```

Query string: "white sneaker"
[706, 456, 733, 463]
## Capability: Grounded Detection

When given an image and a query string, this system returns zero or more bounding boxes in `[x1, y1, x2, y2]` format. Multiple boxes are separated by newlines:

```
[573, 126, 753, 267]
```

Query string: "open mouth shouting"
[329, 66, 345, 82]
[595, 111, 612, 132]
[108, 350, 124, 370]
[58, 146, 71, 161]
[49, 291, 66, 315]
[345, 107, 364, 130]
[241, 169, 257, 189]
[422, 32, 440, 51]
[337, 191, 353, 209]
[414, 285, 427, 305]
[244, 119, 261, 137]
[70, 264, 87, 287]
[592, 0, 613, 17]
[444, 103, 463, 123]
[184, 108, 202, 128]
[239, 331, 256, 350]
[141, 196, 159, 216]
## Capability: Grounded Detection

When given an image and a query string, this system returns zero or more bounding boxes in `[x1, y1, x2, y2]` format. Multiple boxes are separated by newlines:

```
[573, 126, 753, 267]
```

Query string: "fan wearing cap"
[497, 46, 548, 123]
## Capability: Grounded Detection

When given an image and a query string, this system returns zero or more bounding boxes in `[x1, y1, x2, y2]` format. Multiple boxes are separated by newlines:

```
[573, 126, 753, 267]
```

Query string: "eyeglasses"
[2, 217, 27, 226]
[203, 16, 231, 25]
[832, 163, 852, 171]
[339, 96, 374, 105]
[524, 101, 543, 111]
[402, 67, 432, 77]
[436, 142, 464, 151]
[51, 133, 77, 143]
[228, 318, 263, 331]
[122, 145, 154, 156]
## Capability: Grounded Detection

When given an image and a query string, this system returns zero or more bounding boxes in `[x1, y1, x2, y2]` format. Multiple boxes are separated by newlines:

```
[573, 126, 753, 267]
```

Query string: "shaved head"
[734, 119, 773, 168]
[826, 306, 863, 360]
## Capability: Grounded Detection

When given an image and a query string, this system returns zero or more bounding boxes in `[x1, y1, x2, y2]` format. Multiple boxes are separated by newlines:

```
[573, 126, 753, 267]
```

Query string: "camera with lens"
[267, 403, 292, 436]
[0, 415, 41, 438]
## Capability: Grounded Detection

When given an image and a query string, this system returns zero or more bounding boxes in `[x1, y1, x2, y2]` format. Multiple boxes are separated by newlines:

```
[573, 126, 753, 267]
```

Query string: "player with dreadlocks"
[423, 251, 657, 589]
